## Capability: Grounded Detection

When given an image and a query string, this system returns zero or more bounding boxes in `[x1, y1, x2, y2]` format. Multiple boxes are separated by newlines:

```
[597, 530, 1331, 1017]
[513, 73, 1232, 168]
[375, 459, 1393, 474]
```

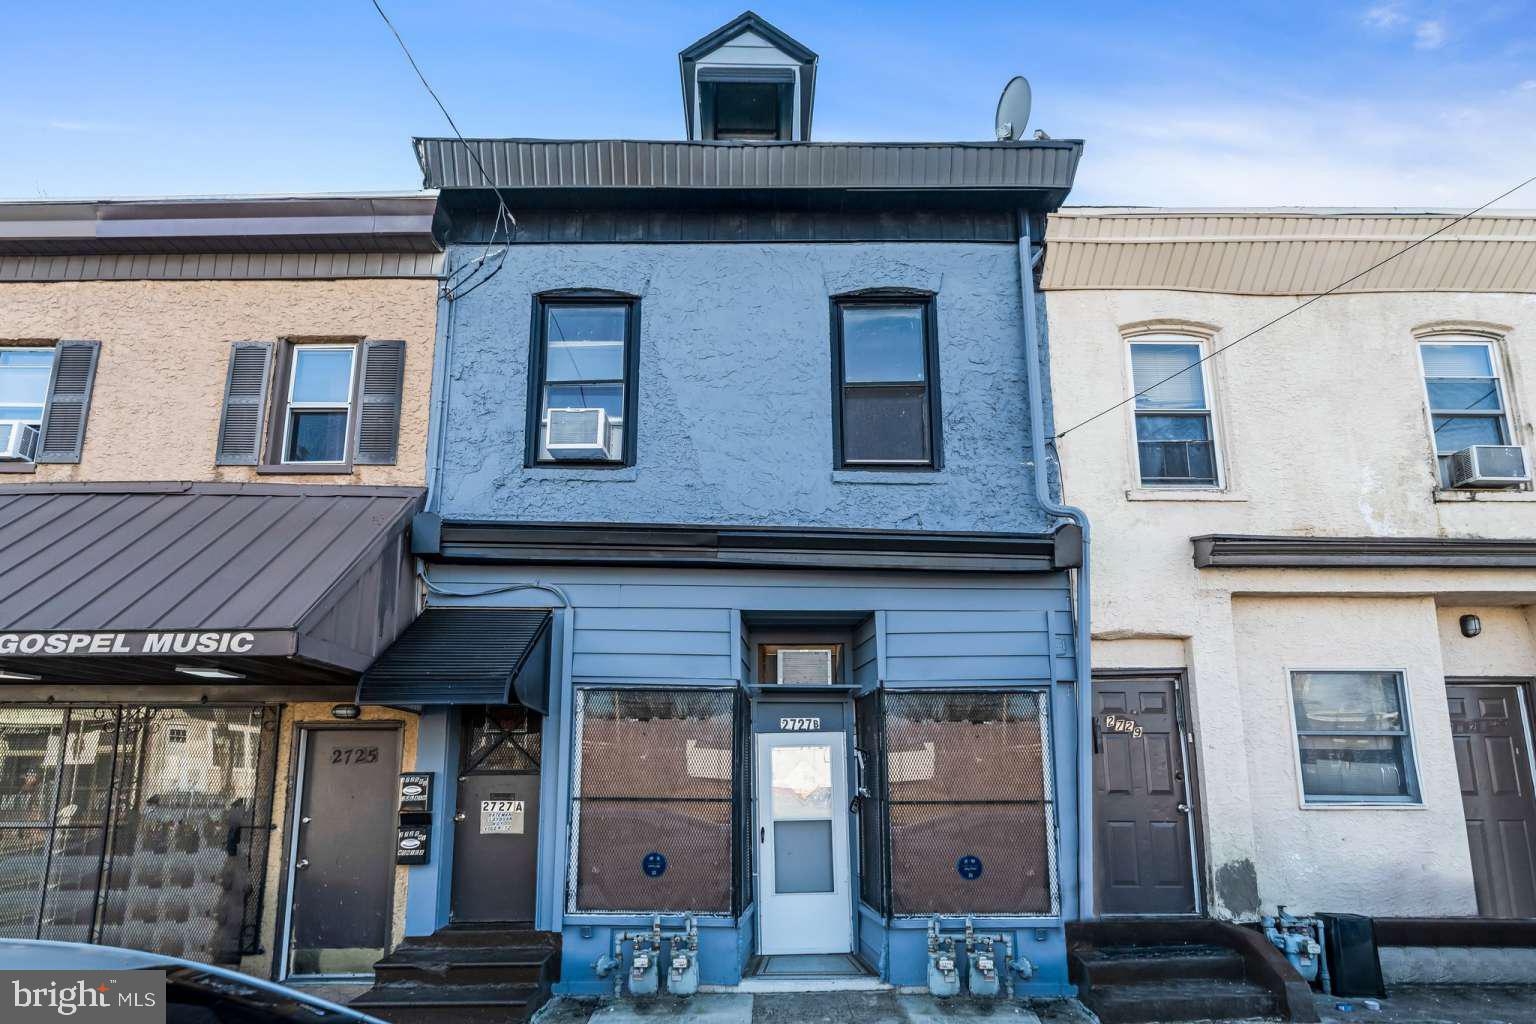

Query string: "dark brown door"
[1448, 683, 1536, 918]
[288, 727, 399, 976]
[1093, 677, 1198, 915]
[451, 707, 542, 924]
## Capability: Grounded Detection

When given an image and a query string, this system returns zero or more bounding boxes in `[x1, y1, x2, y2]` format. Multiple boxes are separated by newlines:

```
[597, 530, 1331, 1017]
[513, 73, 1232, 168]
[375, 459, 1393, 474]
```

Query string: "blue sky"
[3, 1, 1533, 207]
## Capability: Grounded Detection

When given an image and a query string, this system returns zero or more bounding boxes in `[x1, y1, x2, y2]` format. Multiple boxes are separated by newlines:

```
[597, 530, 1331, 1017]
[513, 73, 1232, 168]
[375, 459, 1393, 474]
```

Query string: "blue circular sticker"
[642, 851, 667, 877]
[957, 855, 983, 880]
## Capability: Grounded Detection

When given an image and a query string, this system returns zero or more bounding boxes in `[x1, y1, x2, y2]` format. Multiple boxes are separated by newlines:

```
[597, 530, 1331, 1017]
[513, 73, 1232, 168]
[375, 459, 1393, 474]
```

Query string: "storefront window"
[568, 688, 738, 914]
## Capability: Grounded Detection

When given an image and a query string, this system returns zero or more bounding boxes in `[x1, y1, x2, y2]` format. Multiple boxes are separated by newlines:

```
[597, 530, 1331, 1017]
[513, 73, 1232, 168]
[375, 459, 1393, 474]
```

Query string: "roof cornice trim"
[1192, 534, 1536, 569]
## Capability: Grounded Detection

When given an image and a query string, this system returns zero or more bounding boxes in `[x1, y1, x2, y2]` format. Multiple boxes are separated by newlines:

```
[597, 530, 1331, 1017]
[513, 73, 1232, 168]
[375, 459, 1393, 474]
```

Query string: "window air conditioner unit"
[546, 408, 612, 460]
[778, 648, 835, 685]
[0, 421, 39, 462]
[1448, 445, 1530, 488]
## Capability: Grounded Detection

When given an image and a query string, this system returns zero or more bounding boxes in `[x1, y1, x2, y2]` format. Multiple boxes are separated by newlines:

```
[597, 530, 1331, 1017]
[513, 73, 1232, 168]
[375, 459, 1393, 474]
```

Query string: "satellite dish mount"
[994, 76, 1032, 141]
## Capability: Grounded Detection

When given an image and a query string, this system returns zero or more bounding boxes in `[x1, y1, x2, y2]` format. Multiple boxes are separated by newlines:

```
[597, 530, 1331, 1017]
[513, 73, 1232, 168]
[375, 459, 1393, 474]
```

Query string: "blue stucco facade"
[430, 241, 1054, 533]
[406, 212, 1084, 999]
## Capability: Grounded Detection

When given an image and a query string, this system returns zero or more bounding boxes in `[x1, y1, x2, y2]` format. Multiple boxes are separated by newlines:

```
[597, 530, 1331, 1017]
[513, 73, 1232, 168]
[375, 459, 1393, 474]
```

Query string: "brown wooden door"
[1093, 677, 1198, 915]
[1448, 683, 1536, 918]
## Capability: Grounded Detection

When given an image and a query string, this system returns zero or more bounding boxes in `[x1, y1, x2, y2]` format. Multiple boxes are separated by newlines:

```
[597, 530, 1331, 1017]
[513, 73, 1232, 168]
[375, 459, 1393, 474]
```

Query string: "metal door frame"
[277, 721, 401, 981]
[1446, 676, 1536, 917]
[754, 728, 854, 956]
[1091, 670, 1206, 917]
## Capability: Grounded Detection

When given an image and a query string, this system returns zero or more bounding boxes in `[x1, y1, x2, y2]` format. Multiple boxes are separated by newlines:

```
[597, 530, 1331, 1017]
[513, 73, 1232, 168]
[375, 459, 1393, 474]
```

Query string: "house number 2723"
[779, 717, 822, 731]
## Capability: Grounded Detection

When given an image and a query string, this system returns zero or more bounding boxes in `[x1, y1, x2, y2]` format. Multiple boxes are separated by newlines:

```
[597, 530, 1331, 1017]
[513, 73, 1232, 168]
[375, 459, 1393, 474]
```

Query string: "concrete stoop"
[531, 992, 1080, 1024]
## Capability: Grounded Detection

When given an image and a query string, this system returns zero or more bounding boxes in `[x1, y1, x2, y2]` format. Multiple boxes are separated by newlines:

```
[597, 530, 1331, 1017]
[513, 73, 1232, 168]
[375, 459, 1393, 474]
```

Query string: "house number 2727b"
[779, 717, 822, 731]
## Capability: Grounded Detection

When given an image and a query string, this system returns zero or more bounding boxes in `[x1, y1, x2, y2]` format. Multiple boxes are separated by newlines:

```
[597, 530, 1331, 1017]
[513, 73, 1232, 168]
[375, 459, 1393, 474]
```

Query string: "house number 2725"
[779, 717, 822, 731]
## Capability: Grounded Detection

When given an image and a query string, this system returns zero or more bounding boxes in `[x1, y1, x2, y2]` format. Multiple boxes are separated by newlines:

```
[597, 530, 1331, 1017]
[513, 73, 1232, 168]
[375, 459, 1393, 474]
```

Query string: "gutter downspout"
[1016, 210, 1095, 921]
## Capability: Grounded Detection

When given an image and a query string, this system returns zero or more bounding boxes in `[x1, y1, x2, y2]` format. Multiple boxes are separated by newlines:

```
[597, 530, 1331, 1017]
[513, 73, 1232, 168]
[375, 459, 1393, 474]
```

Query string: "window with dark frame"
[1290, 670, 1420, 803]
[280, 344, 357, 464]
[1129, 338, 1219, 486]
[528, 299, 639, 467]
[833, 298, 941, 469]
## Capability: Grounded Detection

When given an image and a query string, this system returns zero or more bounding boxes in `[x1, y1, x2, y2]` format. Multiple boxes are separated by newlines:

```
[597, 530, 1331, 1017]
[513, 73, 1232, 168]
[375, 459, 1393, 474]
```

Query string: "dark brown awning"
[0, 482, 424, 687]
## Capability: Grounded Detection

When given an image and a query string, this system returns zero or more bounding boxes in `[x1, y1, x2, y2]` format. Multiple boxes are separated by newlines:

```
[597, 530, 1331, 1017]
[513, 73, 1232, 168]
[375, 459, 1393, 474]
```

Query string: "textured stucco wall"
[1438, 605, 1536, 678]
[0, 278, 438, 485]
[1232, 595, 1477, 917]
[435, 242, 1053, 532]
[241, 703, 418, 980]
[1045, 286, 1536, 918]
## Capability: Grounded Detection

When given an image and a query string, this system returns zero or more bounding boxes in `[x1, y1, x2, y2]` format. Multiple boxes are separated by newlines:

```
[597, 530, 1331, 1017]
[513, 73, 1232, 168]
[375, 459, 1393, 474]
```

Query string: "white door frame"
[755, 730, 853, 955]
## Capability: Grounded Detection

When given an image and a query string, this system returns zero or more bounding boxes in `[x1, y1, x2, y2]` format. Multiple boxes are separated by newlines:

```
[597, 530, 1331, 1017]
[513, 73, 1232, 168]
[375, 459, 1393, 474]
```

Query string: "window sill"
[832, 470, 945, 485]
[1299, 800, 1425, 811]
[525, 466, 639, 483]
[1126, 488, 1247, 502]
[1433, 488, 1536, 503]
[255, 463, 356, 476]
[0, 462, 37, 474]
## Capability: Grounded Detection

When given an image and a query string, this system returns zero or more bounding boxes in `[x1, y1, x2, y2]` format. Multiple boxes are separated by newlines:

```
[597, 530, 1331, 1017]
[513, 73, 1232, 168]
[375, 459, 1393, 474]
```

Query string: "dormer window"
[680, 12, 818, 142]
[702, 75, 793, 140]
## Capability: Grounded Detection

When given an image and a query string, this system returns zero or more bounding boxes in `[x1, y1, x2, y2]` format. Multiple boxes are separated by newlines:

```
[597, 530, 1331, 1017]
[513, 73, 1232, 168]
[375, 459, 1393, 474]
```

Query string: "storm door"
[1449, 683, 1536, 917]
[755, 729, 852, 955]
[452, 706, 542, 924]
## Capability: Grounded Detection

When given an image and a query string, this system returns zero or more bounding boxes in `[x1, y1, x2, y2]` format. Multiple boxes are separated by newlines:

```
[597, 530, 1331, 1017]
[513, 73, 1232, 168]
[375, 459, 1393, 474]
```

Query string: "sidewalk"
[535, 993, 1095, 1024]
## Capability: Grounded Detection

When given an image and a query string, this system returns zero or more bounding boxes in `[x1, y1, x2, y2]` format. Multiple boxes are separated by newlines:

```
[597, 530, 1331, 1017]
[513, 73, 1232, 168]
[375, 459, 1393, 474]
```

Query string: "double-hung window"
[281, 345, 357, 464]
[1418, 338, 1514, 487]
[0, 348, 54, 460]
[1290, 670, 1419, 804]
[528, 299, 638, 466]
[833, 298, 942, 469]
[1129, 337, 1218, 486]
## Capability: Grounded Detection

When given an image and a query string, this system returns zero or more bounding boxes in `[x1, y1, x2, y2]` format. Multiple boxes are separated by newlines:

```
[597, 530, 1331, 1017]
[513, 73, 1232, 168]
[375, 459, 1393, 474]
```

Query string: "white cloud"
[1520, 80, 1536, 91]
[1363, 3, 1407, 29]
[1413, 20, 1447, 49]
[47, 119, 124, 133]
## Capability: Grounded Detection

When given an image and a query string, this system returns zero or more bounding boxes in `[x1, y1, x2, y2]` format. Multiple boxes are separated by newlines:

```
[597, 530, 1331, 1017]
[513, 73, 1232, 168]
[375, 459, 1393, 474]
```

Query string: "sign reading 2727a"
[0, 630, 288, 657]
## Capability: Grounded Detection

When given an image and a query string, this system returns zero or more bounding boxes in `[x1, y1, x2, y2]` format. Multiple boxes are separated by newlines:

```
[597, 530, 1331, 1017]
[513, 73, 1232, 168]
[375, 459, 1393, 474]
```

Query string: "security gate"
[0, 704, 276, 963]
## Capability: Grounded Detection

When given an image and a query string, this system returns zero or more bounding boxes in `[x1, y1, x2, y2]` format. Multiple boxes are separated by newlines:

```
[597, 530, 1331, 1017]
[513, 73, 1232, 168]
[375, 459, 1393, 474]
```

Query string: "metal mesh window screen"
[568, 688, 737, 913]
[733, 692, 752, 913]
[855, 691, 888, 914]
[0, 704, 277, 962]
[463, 706, 542, 774]
[884, 690, 1057, 916]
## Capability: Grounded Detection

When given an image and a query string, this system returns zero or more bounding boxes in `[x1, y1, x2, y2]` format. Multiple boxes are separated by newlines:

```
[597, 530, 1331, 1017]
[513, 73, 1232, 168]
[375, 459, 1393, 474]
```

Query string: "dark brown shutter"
[353, 339, 406, 465]
[35, 340, 101, 464]
[215, 342, 274, 466]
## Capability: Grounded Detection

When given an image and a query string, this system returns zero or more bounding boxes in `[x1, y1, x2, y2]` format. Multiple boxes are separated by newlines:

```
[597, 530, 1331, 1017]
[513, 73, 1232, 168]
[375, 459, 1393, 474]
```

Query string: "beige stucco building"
[0, 195, 440, 979]
[1042, 208, 1536, 925]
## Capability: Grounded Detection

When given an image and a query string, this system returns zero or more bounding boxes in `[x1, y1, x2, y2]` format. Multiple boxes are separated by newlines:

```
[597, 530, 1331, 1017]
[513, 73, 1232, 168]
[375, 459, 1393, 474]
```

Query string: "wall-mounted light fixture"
[1459, 614, 1482, 639]
[175, 665, 246, 680]
[331, 703, 362, 720]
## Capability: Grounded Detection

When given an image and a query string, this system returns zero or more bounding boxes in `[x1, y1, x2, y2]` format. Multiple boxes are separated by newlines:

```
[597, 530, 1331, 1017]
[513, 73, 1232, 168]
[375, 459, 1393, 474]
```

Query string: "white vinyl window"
[1289, 670, 1420, 804]
[0, 348, 54, 426]
[1418, 338, 1513, 487]
[282, 345, 357, 464]
[1128, 336, 1219, 486]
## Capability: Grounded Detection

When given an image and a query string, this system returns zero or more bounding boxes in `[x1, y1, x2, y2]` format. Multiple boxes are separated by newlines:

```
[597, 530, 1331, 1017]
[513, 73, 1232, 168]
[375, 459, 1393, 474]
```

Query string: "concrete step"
[1074, 943, 1248, 986]
[372, 945, 556, 987]
[1081, 978, 1279, 1024]
[351, 982, 550, 1024]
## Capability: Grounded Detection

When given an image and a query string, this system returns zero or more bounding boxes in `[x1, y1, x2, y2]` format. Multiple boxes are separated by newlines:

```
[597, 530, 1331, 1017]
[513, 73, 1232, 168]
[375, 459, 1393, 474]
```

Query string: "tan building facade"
[0, 194, 440, 980]
[1042, 209, 1536, 927]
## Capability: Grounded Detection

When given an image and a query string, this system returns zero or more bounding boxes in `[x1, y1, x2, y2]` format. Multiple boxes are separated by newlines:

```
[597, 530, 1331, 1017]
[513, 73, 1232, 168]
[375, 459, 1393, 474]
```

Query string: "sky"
[3, 1, 1534, 208]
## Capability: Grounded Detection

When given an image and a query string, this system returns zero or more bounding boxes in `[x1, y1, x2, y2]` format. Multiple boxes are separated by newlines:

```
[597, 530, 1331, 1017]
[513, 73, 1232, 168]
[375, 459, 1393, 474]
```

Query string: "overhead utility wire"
[369, 0, 516, 300]
[1053, 173, 1536, 441]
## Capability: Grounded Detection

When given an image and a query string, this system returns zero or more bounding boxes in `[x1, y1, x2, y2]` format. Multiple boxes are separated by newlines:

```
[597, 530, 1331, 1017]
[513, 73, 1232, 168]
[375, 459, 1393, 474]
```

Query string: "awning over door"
[0, 482, 424, 687]
[357, 608, 553, 712]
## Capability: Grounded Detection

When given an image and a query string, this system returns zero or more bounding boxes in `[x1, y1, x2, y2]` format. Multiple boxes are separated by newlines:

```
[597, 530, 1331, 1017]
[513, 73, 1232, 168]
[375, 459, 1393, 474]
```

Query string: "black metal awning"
[0, 482, 424, 687]
[357, 607, 553, 711]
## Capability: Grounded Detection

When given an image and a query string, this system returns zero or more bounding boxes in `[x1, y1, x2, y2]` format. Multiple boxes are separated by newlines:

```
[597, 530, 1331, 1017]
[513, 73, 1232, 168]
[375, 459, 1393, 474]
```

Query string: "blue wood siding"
[853, 615, 877, 688]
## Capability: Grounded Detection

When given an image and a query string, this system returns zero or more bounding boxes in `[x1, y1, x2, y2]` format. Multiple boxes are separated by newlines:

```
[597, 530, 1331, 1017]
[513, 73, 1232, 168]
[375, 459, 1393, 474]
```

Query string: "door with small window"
[452, 707, 542, 924]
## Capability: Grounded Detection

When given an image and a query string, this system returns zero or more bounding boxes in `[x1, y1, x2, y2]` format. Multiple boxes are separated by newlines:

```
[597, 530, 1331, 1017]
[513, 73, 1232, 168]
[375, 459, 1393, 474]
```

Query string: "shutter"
[353, 339, 406, 465]
[215, 342, 274, 466]
[35, 340, 101, 464]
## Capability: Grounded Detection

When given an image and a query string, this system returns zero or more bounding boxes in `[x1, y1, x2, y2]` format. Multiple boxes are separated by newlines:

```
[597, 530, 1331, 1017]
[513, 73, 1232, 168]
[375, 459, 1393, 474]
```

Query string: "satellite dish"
[994, 76, 1032, 141]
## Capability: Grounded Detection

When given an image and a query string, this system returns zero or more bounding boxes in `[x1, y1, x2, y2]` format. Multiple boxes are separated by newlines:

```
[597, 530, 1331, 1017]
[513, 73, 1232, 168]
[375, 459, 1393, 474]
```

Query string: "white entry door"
[756, 731, 853, 955]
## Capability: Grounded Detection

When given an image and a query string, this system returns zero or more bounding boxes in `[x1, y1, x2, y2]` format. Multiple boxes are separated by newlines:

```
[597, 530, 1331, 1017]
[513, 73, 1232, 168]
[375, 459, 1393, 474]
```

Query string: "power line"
[1053, 173, 1536, 441]
[368, 0, 515, 298]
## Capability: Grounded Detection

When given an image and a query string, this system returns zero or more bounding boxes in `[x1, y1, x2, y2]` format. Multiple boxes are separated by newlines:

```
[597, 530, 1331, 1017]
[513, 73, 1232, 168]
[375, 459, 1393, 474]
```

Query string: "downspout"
[1016, 209, 1095, 921]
